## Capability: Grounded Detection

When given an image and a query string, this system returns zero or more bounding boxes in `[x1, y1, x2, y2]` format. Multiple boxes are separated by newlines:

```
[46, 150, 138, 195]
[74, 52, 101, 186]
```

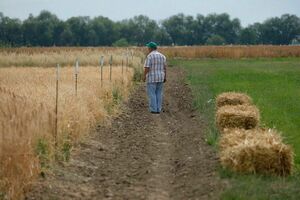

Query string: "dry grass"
[160, 45, 300, 59]
[219, 128, 282, 151]
[219, 128, 294, 176]
[0, 87, 50, 199]
[216, 92, 252, 108]
[0, 47, 144, 67]
[0, 48, 137, 199]
[216, 105, 260, 131]
[3, 46, 299, 66]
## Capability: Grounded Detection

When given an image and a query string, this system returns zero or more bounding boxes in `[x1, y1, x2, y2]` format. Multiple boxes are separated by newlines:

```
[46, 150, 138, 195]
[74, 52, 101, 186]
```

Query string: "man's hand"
[143, 67, 149, 82]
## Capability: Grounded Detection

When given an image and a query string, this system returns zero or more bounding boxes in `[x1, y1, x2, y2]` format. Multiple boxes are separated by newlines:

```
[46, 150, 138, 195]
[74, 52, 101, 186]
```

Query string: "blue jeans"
[147, 82, 164, 113]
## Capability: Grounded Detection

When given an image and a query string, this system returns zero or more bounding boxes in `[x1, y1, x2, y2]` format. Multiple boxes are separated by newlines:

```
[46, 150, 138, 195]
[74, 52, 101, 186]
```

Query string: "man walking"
[143, 42, 167, 114]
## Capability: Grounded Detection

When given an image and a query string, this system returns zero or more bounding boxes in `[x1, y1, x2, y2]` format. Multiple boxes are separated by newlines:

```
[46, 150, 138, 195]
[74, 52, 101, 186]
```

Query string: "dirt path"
[26, 67, 224, 200]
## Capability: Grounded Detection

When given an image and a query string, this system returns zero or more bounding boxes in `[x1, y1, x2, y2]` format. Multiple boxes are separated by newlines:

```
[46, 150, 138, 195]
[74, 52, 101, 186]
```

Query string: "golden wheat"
[160, 45, 300, 59]
[0, 47, 138, 199]
[0, 47, 144, 67]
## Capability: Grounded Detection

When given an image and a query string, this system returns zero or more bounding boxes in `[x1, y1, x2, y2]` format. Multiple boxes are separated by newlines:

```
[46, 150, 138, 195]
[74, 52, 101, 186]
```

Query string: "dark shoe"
[150, 111, 160, 114]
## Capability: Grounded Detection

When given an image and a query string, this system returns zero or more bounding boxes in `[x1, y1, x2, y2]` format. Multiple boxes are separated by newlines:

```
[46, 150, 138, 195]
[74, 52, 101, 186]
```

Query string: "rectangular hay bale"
[219, 128, 294, 176]
[216, 92, 252, 108]
[216, 105, 260, 131]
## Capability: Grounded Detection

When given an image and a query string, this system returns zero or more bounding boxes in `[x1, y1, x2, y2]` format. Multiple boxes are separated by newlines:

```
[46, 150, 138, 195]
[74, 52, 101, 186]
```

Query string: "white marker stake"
[75, 59, 80, 76]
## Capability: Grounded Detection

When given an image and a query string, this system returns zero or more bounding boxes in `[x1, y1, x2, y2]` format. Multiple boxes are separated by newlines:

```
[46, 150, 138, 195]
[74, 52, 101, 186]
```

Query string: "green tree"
[119, 15, 160, 46]
[203, 13, 241, 45]
[206, 34, 225, 45]
[35, 10, 60, 46]
[112, 38, 129, 47]
[89, 16, 117, 46]
[23, 11, 60, 46]
[0, 15, 23, 46]
[260, 17, 282, 44]
[279, 14, 300, 44]
[260, 14, 300, 44]
[162, 13, 193, 45]
[193, 14, 206, 44]
[66, 16, 90, 46]
[153, 27, 172, 45]
[53, 21, 66, 46]
[0, 10, 299, 46]
[59, 25, 73, 46]
[23, 14, 38, 46]
[240, 27, 259, 44]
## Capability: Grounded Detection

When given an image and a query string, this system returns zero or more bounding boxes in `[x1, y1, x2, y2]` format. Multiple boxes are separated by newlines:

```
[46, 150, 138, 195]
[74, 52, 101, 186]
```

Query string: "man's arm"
[143, 67, 149, 82]
[164, 63, 167, 83]
[143, 56, 151, 82]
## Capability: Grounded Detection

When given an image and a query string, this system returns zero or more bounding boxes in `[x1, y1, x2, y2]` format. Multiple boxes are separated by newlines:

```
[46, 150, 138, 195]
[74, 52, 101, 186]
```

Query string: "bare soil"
[26, 67, 224, 200]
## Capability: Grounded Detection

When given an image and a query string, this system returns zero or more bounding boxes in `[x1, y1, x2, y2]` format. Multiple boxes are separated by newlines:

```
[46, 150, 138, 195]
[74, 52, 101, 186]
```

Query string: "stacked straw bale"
[216, 92, 252, 108]
[219, 128, 294, 176]
[216, 105, 260, 131]
[215, 92, 294, 176]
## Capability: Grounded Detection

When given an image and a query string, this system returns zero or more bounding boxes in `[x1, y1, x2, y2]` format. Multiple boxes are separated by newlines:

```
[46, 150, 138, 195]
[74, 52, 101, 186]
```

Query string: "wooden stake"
[75, 59, 79, 96]
[55, 64, 60, 147]
[109, 55, 113, 82]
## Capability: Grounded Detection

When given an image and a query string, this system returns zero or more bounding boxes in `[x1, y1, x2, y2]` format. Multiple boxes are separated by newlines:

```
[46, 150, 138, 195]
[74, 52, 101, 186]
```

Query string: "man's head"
[146, 42, 157, 52]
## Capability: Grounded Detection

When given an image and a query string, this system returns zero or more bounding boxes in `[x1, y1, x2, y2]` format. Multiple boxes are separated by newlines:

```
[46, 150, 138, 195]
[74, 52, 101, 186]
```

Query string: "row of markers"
[55, 54, 132, 81]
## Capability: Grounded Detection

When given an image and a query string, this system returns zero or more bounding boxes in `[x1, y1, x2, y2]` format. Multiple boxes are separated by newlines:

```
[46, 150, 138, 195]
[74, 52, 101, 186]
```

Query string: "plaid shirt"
[144, 50, 166, 83]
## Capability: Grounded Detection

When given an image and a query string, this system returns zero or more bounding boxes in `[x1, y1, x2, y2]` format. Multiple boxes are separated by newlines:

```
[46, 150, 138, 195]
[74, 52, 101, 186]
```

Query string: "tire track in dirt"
[26, 67, 224, 200]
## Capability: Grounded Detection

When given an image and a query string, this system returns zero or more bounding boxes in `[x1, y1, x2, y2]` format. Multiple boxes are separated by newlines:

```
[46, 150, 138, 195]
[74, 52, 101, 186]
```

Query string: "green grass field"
[171, 58, 300, 200]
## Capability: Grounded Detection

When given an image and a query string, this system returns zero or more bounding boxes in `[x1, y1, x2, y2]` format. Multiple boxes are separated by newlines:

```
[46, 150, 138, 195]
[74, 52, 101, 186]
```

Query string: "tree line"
[0, 10, 300, 47]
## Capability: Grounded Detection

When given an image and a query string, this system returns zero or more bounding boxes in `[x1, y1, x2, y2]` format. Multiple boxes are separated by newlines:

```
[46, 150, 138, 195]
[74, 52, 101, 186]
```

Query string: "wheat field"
[0, 47, 145, 67]
[0, 48, 140, 199]
[160, 45, 300, 59]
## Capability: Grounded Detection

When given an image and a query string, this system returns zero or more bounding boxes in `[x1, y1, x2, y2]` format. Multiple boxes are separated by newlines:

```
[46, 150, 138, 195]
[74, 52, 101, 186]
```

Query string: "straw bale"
[219, 128, 282, 151]
[216, 92, 252, 108]
[219, 128, 294, 176]
[216, 105, 260, 131]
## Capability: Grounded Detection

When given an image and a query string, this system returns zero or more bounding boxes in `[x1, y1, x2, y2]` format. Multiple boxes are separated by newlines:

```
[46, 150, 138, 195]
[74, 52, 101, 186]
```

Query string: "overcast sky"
[1, 0, 300, 26]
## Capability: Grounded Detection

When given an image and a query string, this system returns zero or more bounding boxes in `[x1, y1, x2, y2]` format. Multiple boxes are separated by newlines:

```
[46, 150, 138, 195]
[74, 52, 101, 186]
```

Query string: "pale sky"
[0, 0, 300, 26]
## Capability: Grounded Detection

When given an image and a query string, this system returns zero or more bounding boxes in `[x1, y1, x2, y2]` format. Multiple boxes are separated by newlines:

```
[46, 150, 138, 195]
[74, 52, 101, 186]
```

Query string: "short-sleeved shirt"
[144, 50, 166, 83]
